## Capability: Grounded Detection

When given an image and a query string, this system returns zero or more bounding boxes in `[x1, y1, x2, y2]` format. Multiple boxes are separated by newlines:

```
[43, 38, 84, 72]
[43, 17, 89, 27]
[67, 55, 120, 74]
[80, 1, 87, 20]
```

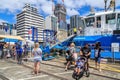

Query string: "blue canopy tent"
[3, 38, 18, 42]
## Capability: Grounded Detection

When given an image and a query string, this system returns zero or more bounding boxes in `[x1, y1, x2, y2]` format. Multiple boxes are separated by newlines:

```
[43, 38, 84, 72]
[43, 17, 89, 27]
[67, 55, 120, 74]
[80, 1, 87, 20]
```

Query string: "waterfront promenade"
[0, 57, 120, 80]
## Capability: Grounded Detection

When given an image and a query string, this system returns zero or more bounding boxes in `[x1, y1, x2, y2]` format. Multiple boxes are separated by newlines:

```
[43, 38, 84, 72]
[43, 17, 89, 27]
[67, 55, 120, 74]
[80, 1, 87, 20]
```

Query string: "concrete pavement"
[0, 58, 120, 80]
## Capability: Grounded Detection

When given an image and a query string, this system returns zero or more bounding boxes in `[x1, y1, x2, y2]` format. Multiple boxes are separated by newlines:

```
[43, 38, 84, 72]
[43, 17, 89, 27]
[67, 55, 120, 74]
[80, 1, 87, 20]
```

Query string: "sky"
[0, 0, 120, 24]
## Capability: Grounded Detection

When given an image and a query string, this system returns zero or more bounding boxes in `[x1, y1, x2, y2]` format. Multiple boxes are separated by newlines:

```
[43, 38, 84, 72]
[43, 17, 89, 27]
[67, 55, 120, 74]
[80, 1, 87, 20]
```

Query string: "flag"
[28, 29, 32, 34]
[28, 28, 32, 40]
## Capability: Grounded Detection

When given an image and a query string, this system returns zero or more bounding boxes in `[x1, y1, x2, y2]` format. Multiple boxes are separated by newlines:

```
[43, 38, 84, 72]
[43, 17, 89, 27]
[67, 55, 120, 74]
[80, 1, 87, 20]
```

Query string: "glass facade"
[51, 16, 57, 31]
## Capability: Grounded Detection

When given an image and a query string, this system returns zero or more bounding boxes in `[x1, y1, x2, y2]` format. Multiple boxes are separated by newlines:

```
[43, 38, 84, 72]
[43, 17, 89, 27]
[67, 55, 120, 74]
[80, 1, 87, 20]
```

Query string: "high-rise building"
[54, 4, 67, 30]
[16, 4, 44, 42]
[70, 15, 83, 35]
[0, 22, 17, 36]
[67, 24, 70, 36]
[45, 15, 58, 31]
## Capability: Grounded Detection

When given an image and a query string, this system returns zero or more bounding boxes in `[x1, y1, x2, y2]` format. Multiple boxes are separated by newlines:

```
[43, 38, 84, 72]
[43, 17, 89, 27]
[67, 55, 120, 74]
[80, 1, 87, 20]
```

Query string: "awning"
[0, 35, 24, 41]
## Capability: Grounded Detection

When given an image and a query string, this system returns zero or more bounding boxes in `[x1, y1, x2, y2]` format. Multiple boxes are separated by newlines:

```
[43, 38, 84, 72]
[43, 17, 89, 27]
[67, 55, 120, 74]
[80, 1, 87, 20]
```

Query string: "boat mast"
[104, 0, 107, 12]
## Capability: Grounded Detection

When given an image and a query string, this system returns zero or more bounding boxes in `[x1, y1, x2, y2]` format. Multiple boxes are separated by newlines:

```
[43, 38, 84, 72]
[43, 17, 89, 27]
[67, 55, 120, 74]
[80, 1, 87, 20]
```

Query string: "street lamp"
[104, 0, 107, 12]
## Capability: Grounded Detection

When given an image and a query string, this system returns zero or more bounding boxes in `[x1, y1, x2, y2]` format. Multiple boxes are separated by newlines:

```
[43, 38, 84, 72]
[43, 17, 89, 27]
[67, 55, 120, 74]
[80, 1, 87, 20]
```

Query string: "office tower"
[16, 4, 44, 42]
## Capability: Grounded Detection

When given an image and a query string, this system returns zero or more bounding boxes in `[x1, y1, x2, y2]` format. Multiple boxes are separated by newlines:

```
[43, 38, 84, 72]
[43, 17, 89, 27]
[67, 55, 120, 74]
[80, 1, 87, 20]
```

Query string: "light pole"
[104, 0, 107, 12]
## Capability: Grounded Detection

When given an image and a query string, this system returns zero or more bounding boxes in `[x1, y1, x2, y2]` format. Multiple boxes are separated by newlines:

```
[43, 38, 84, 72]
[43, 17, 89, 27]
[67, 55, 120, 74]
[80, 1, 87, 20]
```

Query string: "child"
[94, 42, 104, 72]
[75, 57, 84, 75]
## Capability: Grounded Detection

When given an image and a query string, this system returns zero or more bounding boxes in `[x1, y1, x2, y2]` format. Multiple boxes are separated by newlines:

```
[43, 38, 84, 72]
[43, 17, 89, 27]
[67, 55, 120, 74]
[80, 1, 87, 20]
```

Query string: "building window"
[106, 13, 116, 24]
[117, 14, 120, 30]
[85, 17, 95, 27]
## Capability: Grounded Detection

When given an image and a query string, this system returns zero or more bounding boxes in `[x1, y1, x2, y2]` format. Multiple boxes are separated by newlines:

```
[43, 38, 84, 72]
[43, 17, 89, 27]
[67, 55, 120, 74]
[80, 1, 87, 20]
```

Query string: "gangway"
[50, 34, 75, 49]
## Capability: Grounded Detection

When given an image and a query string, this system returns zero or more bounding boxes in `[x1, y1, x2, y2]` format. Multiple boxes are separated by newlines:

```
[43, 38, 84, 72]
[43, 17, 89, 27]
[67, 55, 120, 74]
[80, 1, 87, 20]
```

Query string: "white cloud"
[0, 0, 54, 15]
[0, 19, 7, 24]
[0, 0, 120, 23]
[0, 0, 120, 15]
[56, 0, 118, 17]
[67, 8, 80, 16]
[116, 0, 120, 7]
[40, 1, 53, 15]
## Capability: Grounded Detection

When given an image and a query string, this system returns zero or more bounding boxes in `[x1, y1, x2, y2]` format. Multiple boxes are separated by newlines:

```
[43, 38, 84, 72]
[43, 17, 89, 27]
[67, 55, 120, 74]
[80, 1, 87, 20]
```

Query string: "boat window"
[97, 16, 101, 28]
[106, 13, 116, 24]
[85, 17, 95, 27]
[117, 14, 120, 30]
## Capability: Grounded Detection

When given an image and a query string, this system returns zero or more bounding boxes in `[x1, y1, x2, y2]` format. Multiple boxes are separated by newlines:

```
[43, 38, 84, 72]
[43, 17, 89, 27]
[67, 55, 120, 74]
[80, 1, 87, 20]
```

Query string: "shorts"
[66, 56, 73, 61]
[83, 55, 90, 59]
[73, 57, 78, 61]
[95, 57, 101, 63]
[0, 51, 2, 56]
[76, 66, 83, 69]
[34, 58, 42, 62]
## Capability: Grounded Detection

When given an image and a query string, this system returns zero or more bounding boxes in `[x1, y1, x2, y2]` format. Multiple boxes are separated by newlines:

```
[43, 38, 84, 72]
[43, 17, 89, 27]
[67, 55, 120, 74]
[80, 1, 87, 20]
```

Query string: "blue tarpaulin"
[0, 38, 18, 42]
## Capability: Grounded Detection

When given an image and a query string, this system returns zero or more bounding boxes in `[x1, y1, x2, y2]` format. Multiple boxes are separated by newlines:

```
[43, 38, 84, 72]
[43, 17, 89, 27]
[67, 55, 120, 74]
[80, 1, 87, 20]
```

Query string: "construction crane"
[106, 0, 116, 11]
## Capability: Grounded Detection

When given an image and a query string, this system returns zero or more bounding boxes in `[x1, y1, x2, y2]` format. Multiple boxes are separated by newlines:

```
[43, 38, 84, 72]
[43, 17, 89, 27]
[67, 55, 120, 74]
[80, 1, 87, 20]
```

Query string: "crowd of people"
[0, 42, 42, 75]
[65, 41, 103, 75]
[0, 42, 29, 64]
[0, 41, 103, 77]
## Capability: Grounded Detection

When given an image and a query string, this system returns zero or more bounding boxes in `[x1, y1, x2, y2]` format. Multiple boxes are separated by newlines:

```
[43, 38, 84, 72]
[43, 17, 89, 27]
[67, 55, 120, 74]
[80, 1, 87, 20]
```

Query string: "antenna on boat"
[104, 0, 107, 12]
[90, 6, 95, 14]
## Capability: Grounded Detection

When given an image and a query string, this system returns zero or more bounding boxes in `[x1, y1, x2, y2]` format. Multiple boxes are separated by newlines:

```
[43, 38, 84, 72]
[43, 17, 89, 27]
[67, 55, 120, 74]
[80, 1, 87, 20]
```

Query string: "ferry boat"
[82, 10, 120, 36]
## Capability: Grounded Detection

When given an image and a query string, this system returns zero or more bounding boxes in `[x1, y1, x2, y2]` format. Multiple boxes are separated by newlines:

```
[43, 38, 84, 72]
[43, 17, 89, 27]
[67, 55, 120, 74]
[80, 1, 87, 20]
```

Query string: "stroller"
[72, 57, 90, 80]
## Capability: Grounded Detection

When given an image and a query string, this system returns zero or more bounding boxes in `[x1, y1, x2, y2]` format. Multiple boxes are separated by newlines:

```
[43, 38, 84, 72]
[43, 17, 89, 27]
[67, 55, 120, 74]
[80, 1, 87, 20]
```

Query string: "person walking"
[94, 42, 103, 72]
[32, 43, 42, 75]
[3, 43, 8, 59]
[0, 43, 4, 59]
[80, 43, 91, 70]
[23, 44, 29, 58]
[73, 28, 77, 35]
[12, 46, 16, 60]
[7, 43, 11, 59]
[65, 43, 76, 71]
[16, 45, 23, 64]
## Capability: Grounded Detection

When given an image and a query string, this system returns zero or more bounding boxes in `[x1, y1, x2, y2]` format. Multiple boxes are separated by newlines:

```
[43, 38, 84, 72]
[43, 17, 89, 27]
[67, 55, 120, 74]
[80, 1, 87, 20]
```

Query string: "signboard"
[111, 43, 119, 52]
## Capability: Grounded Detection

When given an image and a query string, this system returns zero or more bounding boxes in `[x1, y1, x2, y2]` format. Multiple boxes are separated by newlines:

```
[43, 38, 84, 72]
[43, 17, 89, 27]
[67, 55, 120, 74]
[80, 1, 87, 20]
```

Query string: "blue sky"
[0, 0, 120, 24]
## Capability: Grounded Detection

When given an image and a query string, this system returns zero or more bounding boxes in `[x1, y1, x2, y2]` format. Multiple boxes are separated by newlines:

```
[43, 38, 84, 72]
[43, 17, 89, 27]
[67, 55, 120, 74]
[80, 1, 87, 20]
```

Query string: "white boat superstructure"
[82, 11, 120, 36]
